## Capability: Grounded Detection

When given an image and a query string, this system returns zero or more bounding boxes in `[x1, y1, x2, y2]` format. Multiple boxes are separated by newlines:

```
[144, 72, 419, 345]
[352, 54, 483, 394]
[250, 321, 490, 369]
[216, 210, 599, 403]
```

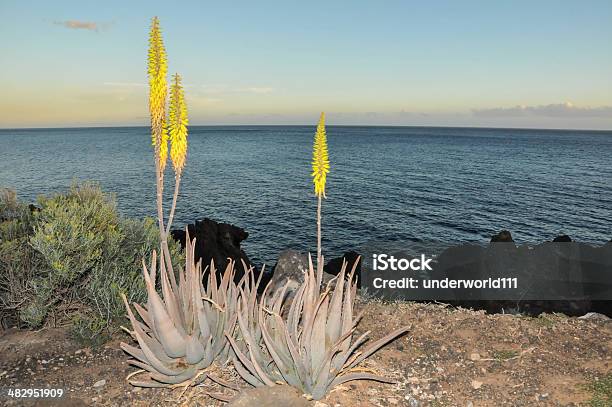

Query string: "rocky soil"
[0, 301, 610, 406]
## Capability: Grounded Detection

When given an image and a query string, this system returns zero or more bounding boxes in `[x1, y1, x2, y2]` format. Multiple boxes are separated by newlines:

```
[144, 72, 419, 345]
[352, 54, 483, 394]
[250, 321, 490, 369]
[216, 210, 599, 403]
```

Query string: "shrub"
[0, 183, 183, 342]
[0, 189, 42, 328]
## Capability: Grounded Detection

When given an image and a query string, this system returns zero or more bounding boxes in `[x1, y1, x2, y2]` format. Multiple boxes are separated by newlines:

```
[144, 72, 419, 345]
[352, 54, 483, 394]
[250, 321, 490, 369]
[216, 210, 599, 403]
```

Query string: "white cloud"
[473, 102, 612, 118]
[53, 20, 113, 32]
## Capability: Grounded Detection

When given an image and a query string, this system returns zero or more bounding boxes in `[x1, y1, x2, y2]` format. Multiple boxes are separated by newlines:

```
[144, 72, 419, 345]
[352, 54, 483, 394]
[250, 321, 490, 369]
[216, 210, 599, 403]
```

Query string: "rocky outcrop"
[553, 234, 572, 242]
[364, 238, 612, 317]
[170, 218, 256, 283]
[490, 230, 514, 242]
[268, 249, 352, 294]
[324, 250, 362, 287]
[269, 249, 310, 294]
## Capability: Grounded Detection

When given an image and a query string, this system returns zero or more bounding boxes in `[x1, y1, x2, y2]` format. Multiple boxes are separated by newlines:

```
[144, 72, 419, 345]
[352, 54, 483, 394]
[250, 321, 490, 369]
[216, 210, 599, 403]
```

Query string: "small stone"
[469, 353, 480, 361]
[405, 396, 420, 407]
[132, 387, 141, 393]
[387, 397, 399, 405]
[467, 402, 474, 407]
[471, 380, 483, 390]
[93, 379, 106, 388]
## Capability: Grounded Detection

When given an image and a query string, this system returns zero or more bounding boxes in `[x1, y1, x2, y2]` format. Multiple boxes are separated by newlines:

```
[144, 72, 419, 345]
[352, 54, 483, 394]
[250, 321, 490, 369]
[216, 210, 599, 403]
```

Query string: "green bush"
[0, 189, 43, 327]
[0, 183, 183, 343]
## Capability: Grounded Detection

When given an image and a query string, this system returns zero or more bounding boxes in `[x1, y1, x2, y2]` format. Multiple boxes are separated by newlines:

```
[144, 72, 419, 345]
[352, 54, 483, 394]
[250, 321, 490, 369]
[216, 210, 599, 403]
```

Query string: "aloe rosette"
[121, 231, 239, 387]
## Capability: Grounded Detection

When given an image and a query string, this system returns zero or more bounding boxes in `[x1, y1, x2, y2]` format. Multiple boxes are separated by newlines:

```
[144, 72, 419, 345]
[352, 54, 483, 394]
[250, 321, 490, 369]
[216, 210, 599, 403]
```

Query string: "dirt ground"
[0, 301, 610, 406]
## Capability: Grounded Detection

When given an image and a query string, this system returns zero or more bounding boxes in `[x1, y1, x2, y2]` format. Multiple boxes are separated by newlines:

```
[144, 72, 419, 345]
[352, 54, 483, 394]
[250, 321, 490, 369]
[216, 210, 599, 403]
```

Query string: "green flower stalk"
[311, 112, 330, 283]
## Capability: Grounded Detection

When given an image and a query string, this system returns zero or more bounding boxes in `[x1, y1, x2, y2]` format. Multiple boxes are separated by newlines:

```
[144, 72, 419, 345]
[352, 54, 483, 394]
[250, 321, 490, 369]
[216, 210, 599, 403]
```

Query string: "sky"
[0, 0, 611, 129]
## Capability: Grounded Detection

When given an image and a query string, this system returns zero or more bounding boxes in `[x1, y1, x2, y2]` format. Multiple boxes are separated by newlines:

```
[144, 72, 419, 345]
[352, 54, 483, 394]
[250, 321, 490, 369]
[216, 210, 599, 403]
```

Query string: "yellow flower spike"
[168, 73, 189, 176]
[311, 112, 330, 198]
[147, 16, 168, 171]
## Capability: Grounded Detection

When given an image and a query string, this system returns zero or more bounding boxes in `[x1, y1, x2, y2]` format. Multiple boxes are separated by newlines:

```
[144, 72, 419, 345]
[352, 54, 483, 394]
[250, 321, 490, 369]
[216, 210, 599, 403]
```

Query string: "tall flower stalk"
[148, 16, 169, 236]
[166, 73, 188, 234]
[311, 112, 330, 283]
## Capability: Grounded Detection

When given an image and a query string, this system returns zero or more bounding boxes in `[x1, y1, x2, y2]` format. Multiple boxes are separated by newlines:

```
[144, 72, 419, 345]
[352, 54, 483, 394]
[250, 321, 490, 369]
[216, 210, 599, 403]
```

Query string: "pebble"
[469, 353, 481, 361]
[471, 380, 483, 390]
[93, 379, 106, 388]
[405, 396, 420, 407]
[538, 393, 549, 401]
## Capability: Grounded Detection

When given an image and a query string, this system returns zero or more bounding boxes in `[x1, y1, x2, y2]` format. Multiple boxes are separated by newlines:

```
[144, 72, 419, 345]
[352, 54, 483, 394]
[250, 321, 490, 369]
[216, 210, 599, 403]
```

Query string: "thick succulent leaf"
[160, 255, 186, 336]
[346, 326, 410, 370]
[326, 266, 346, 345]
[121, 342, 148, 365]
[150, 366, 200, 385]
[122, 296, 181, 376]
[133, 303, 152, 331]
[185, 334, 206, 364]
[330, 372, 394, 388]
[143, 261, 187, 358]
[310, 295, 329, 371]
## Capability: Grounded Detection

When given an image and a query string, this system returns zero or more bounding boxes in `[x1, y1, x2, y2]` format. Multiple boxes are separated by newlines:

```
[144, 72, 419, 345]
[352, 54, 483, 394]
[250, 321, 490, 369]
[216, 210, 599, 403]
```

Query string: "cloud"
[54, 20, 111, 32]
[473, 102, 612, 118]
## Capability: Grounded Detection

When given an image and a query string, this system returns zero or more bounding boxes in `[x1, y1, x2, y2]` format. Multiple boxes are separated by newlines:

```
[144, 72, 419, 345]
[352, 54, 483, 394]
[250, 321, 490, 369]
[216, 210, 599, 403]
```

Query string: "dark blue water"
[1, 126, 611, 266]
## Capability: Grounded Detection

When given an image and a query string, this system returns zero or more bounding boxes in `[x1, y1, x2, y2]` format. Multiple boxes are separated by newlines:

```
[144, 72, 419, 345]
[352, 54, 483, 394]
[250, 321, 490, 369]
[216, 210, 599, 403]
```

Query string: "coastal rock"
[365, 237, 612, 317]
[170, 218, 256, 283]
[552, 234, 572, 242]
[270, 250, 310, 294]
[490, 230, 514, 243]
[270, 250, 339, 294]
[324, 250, 362, 287]
[227, 385, 310, 407]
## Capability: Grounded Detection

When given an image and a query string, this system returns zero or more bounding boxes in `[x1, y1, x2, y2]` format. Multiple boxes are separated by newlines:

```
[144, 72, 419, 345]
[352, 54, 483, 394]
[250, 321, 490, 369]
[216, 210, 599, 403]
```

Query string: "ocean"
[1, 126, 611, 266]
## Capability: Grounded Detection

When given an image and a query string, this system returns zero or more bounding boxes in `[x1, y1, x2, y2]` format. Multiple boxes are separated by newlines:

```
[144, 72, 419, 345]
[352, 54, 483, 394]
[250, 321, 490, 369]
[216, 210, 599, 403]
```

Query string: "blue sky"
[1, 0, 611, 129]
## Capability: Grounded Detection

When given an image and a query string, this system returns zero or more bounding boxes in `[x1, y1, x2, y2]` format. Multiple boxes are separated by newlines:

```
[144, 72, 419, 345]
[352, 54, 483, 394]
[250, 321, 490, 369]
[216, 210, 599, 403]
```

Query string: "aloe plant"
[228, 254, 409, 400]
[121, 230, 239, 388]
[121, 18, 242, 395]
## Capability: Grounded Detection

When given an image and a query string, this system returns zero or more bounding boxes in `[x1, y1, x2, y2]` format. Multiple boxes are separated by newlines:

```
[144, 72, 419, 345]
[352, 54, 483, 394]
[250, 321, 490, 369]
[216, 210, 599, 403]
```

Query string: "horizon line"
[1, 123, 612, 133]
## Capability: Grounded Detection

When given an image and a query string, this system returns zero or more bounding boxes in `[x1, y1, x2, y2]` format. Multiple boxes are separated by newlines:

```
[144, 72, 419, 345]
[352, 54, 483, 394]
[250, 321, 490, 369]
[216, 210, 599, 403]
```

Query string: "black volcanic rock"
[324, 250, 362, 287]
[553, 234, 572, 242]
[490, 230, 514, 242]
[170, 218, 256, 283]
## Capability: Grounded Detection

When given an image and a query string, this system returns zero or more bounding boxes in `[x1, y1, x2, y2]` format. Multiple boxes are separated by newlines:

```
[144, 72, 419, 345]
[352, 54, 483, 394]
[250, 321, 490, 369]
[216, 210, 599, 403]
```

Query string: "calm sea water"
[1, 126, 611, 266]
